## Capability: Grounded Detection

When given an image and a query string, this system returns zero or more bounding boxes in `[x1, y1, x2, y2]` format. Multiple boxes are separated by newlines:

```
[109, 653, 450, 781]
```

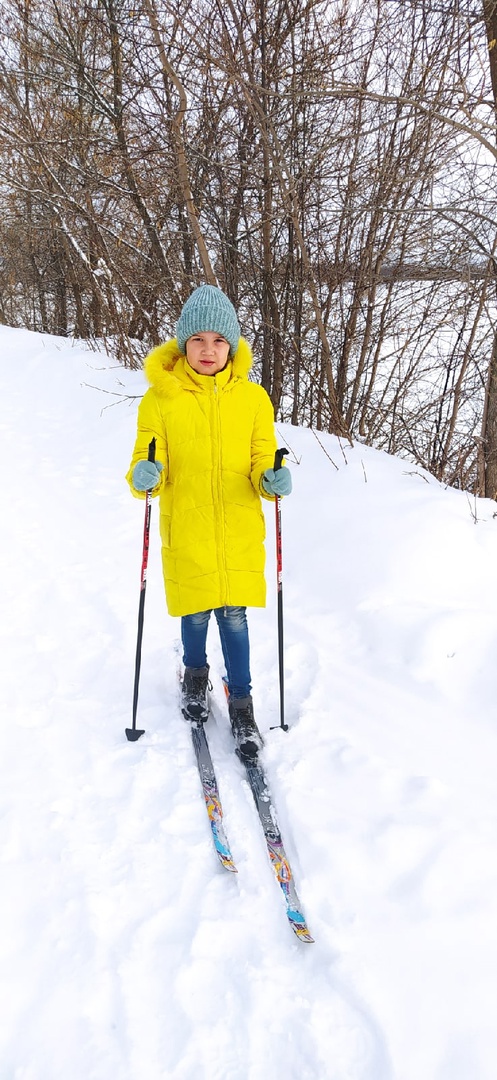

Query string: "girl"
[126, 284, 292, 759]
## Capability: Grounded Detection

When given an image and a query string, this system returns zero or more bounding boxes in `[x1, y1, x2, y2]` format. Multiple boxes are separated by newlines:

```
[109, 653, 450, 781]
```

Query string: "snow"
[1, 324, 497, 1079]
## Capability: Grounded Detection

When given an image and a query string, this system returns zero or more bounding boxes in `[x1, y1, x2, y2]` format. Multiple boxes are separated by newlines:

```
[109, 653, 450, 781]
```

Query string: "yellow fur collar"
[144, 336, 253, 395]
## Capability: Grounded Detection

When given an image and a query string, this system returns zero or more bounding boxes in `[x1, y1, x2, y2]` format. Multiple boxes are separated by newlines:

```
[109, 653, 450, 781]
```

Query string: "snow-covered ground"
[1, 324, 497, 1080]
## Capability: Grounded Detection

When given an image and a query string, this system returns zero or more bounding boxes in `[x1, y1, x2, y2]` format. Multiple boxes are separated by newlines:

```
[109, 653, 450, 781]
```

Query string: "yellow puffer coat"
[126, 337, 277, 617]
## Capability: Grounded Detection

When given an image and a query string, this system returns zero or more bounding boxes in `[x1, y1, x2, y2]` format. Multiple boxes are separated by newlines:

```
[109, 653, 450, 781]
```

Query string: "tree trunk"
[483, 326, 497, 498]
[480, 1, 497, 496]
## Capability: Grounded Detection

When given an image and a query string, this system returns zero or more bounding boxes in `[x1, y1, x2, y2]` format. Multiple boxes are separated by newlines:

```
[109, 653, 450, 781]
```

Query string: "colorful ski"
[240, 754, 314, 942]
[189, 720, 237, 873]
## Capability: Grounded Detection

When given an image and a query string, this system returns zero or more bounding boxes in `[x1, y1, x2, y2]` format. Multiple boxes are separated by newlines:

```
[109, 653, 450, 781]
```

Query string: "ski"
[239, 753, 314, 943]
[176, 654, 237, 874]
[188, 719, 237, 874]
[178, 660, 311, 934]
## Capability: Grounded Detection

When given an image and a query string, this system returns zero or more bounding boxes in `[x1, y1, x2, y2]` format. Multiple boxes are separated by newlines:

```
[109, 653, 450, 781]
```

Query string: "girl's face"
[186, 332, 230, 375]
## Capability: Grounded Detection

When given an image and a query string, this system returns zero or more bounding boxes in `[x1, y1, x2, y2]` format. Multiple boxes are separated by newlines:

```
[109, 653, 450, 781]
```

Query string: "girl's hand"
[261, 466, 292, 496]
[132, 459, 164, 491]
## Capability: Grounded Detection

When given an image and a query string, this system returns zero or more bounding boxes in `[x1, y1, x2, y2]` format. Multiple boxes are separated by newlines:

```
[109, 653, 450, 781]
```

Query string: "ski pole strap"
[148, 437, 156, 463]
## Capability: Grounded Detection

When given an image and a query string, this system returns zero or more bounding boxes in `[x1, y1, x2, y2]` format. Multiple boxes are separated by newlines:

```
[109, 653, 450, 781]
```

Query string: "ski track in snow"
[1, 326, 497, 1079]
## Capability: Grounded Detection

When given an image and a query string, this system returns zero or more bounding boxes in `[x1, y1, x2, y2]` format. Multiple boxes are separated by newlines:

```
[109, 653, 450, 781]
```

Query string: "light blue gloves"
[261, 466, 292, 497]
[132, 458, 290, 495]
[132, 459, 164, 491]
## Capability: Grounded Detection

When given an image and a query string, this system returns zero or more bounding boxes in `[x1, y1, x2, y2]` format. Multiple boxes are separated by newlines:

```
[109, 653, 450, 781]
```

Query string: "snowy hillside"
[1, 325, 497, 1080]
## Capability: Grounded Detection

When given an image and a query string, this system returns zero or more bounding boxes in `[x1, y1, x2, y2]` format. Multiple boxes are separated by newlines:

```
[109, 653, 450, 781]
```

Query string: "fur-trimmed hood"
[144, 336, 254, 396]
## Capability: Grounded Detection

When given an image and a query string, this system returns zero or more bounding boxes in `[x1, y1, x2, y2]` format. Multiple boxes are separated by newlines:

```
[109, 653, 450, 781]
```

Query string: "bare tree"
[1, 0, 497, 494]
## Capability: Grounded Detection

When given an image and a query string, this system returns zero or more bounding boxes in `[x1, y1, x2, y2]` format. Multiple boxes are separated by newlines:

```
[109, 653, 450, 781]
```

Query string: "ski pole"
[125, 437, 156, 742]
[270, 447, 289, 733]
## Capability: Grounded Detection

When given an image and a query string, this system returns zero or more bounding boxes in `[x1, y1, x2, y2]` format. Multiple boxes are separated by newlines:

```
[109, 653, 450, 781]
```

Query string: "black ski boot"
[228, 696, 263, 760]
[181, 665, 210, 722]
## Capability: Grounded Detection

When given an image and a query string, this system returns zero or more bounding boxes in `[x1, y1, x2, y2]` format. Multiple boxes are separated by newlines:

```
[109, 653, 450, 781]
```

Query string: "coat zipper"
[213, 380, 229, 604]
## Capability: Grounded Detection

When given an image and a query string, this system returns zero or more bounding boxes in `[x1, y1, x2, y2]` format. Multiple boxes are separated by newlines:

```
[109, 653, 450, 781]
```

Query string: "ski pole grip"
[148, 437, 156, 464]
[274, 447, 288, 472]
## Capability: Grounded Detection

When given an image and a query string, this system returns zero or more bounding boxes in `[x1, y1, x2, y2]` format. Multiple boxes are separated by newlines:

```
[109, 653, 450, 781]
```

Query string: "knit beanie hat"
[176, 284, 240, 357]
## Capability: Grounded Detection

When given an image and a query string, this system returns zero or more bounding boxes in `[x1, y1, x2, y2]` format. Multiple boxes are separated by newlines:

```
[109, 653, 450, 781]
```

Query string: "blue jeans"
[181, 606, 251, 699]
